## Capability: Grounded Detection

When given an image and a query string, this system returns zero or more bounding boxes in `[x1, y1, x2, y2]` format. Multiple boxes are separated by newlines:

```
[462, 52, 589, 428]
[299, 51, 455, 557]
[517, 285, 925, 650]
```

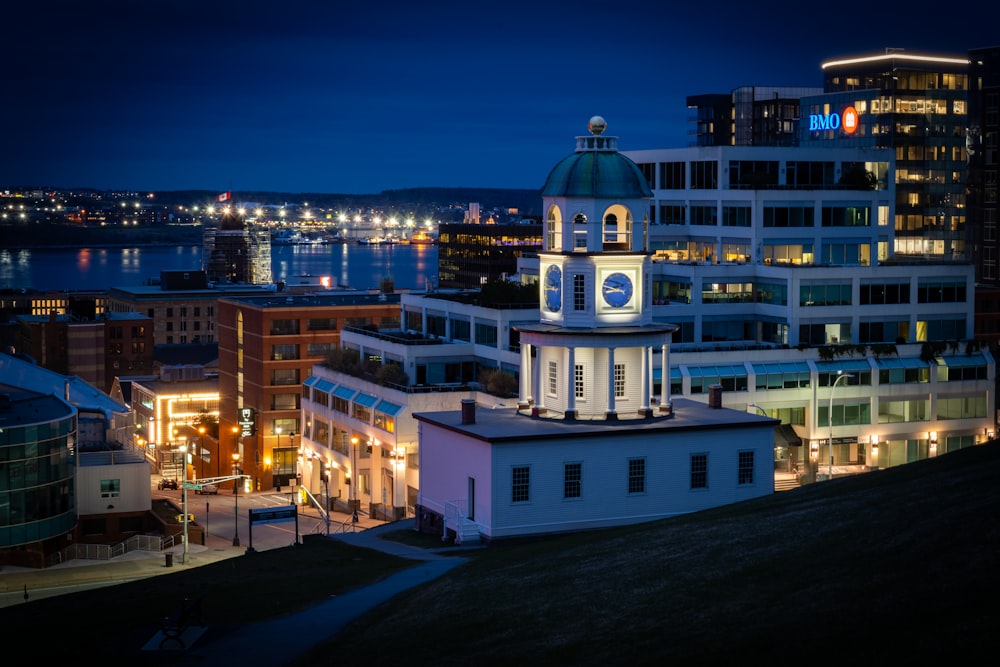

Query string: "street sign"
[248, 505, 297, 525]
[238, 407, 256, 437]
[182, 483, 203, 491]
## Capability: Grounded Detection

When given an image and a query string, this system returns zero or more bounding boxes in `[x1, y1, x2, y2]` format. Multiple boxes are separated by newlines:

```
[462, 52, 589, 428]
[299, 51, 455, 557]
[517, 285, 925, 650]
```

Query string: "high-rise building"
[203, 208, 272, 285]
[968, 46, 1000, 344]
[801, 50, 971, 260]
[687, 87, 822, 147]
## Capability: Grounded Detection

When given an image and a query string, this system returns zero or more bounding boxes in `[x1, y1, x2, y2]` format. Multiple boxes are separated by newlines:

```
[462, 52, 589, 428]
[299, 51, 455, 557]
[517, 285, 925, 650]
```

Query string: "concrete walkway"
[178, 518, 473, 664]
[2, 506, 475, 664]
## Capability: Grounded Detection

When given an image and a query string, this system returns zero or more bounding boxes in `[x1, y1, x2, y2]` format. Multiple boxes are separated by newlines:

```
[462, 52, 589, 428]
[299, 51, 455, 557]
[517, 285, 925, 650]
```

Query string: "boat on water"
[410, 231, 437, 245]
[357, 236, 388, 245]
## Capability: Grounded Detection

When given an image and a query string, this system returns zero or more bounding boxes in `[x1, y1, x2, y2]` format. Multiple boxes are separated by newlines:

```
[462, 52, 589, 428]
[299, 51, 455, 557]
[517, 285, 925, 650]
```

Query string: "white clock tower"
[517, 117, 676, 420]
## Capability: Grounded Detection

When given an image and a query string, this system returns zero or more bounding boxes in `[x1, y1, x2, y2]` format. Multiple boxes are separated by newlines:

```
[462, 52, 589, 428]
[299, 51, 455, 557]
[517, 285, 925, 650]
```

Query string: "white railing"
[443, 499, 467, 539]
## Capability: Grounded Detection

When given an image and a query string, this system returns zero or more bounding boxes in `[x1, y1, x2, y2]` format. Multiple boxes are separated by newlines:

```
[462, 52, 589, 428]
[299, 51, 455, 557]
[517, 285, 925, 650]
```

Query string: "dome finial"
[588, 116, 607, 136]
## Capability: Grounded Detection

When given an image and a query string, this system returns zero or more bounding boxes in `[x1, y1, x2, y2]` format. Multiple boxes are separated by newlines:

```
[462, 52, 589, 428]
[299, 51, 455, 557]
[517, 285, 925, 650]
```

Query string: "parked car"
[194, 483, 219, 495]
[158, 478, 178, 490]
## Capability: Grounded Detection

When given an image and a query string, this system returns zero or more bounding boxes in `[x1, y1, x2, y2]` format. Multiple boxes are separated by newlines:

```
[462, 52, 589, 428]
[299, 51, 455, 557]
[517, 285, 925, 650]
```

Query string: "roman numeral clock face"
[601, 272, 633, 308]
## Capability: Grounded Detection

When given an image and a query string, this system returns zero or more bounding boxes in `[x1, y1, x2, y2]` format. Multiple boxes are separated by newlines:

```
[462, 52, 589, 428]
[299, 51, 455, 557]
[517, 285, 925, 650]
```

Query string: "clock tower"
[517, 117, 676, 420]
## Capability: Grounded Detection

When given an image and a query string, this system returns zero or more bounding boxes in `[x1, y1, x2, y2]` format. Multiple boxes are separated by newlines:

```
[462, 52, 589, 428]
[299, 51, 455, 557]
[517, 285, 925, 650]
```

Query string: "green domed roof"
[541, 119, 652, 199]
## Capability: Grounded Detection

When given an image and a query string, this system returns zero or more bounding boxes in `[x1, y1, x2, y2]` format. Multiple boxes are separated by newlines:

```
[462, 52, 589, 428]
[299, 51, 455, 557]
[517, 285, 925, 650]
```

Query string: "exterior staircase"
[774, 471, 801, 492]
[453, 517, 481, 545]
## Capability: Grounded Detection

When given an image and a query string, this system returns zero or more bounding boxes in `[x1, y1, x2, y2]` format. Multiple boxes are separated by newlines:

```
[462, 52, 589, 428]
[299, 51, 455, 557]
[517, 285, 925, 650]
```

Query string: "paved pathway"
[174, 518, 473, 664]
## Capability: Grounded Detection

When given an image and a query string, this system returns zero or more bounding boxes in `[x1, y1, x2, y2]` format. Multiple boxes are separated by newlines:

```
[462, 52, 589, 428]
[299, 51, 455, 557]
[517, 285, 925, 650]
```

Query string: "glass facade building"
[801, 52, 971, 260]
[0, 392, 77, 559]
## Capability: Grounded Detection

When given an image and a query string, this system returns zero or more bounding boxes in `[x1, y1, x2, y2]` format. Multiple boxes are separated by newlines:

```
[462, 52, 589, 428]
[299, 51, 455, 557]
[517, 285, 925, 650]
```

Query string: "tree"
[480, 368, 518, 397]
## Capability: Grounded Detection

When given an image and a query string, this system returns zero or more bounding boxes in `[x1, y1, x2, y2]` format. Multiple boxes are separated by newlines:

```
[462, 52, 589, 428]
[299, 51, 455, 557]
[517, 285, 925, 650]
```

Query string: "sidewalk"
[0, 505, 434, 608]
[2, 509, 479, 664]
[182, 519, 474, 664]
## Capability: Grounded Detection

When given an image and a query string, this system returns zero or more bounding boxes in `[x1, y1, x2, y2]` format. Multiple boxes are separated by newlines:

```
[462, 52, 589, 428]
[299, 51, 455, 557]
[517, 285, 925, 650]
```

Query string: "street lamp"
[228, 425, 239, 480]
[232, 452, 241, 547]
[197, 426, 206, 479]
[350, 436, 359, 520]
[828, 372, 854, 481]
[180, 442, 190, 564]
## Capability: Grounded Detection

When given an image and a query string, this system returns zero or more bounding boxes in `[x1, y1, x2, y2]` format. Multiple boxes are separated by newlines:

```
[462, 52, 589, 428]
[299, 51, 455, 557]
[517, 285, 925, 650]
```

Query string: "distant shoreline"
[0, 242, 200, 250]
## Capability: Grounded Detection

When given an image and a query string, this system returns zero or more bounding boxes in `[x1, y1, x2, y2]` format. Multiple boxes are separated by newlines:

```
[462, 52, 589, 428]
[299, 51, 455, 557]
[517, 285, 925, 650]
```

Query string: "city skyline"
[2, 0, 995, 195]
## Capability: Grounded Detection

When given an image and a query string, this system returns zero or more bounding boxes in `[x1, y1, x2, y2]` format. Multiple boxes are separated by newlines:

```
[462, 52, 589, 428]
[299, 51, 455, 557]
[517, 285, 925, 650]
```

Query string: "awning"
[375, 400, 404, 416]
[354, 392, 379, 408]
[875, 357, 928, 370]
[303, 376, 319, 387]
[937, 355, 987, 368]
[333, 385, 357, 400]
[775, 424, 802, 447]
[815, 359, 871, 373]
[314, 379, 336, 393]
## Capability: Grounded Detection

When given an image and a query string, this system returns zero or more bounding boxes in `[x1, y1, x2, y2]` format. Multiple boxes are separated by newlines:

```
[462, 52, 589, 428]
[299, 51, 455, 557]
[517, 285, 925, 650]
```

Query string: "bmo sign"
[809, 106, 859, 135]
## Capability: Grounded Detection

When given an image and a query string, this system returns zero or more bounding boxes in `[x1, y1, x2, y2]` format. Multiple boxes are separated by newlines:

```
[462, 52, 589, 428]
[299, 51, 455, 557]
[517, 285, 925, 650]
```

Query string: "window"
[305, 342, 333, 357]
[574, 364, 585, 399]
[512, 466, 530, 502]
[271, 343, 299, 360]
[690, 453, 708, 489]
[614, 363, 626, 398]
[271, 368, 300, 386]
[573, 274, 586, 311]
[100, 478, 121, 498]
[548, 361, 558, 396]
[628, 458, 645, 494]
[475, 322, 497, 346]
[308, 317, 338, 331]
[271, 320, 299, 336]
[564, 462, 581, 499]
[271, 393, 299, 410]
[738, 451, 754, 485]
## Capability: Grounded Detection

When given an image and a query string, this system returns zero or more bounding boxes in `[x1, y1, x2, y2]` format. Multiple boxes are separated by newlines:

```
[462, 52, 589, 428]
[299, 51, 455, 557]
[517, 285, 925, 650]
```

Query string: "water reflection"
[1, 244, 437, 292]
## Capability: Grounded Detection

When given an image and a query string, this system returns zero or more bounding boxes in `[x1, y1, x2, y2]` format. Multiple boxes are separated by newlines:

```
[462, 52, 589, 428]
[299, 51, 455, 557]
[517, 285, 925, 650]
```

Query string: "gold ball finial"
[588, 116, 607, 136]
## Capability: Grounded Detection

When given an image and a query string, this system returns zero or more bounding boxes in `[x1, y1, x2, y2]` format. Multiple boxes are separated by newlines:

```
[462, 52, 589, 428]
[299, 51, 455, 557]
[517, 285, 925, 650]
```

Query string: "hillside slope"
[317, 441, 1000, 665]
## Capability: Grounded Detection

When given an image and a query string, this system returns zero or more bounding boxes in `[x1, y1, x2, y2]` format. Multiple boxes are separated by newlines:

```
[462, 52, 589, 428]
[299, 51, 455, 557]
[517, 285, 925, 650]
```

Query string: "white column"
[640, 345, 650, 415]
[606, 347, 617, 419]
[519, 343, 532, 409]
[566, 346, 577, 418]
[660, 343, 671, 411]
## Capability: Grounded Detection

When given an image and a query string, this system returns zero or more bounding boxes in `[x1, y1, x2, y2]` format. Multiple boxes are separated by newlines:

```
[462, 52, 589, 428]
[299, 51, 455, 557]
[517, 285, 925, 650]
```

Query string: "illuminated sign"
[808, 106, 859, 135]
[238, 407, 256, 437]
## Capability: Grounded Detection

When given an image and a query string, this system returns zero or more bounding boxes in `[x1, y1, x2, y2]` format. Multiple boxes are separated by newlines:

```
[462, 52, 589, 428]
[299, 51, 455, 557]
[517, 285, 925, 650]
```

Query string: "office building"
[801, 50, 971, 260]
[438, 221, 542, 289]
[216, 290, 403, 493]
[202, 208, 272, 285]
[687, 86, 822, 147]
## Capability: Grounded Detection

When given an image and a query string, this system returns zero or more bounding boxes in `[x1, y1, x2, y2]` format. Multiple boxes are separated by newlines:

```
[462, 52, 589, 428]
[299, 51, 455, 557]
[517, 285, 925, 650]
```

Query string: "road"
[0, 479, 370, 608]
[154, 482, 340, 555]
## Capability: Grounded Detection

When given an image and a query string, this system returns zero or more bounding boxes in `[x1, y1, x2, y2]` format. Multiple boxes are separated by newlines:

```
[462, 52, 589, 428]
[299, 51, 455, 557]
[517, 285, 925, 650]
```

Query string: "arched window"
[573, 213, 588, 250]
[547, 206, 562, 250]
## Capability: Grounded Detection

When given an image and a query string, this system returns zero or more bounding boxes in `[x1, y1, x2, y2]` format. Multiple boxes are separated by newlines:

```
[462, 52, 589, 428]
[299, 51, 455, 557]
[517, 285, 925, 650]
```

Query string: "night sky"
[2, 0, 995, 194]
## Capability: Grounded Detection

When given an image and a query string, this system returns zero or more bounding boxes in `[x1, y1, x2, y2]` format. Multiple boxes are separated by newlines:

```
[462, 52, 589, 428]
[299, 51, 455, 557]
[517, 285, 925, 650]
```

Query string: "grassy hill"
[4, 441, 998, 664]
[307, 441, 1000, 664]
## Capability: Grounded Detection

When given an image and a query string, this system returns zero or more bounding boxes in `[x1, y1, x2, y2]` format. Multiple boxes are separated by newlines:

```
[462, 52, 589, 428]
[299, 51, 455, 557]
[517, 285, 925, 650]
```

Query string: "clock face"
[544, 264, 562, 312]
[601, 272, 633, 308]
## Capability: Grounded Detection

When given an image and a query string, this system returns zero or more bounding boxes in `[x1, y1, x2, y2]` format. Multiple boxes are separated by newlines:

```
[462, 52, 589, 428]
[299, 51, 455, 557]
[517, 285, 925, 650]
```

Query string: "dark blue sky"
[3, 0, 995, 195]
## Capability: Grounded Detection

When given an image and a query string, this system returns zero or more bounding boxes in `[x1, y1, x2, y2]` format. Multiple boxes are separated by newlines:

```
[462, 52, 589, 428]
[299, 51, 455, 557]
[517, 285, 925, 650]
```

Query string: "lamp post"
[829, 372, 854, 481]
[197, 425, 206, 479]
[350, 436, 359, 518]
[180, 442, 189, 564]
[232, 452, 241, 547]
[275, 426, 283, 491]
[229, 425, 239, 481]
